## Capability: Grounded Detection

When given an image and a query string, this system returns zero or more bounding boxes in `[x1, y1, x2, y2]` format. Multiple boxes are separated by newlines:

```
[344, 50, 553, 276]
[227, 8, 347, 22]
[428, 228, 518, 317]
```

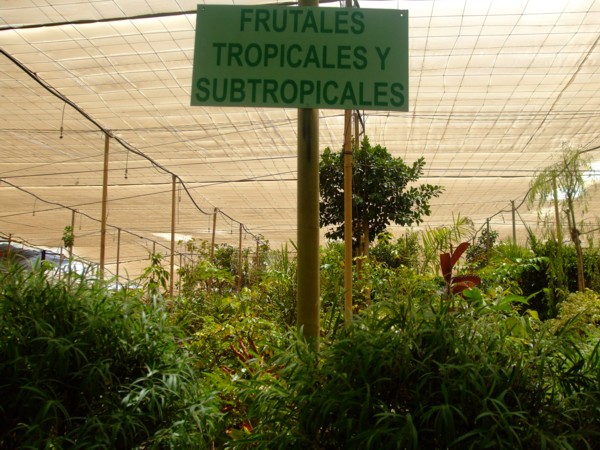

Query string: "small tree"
[320, 136, 443, 256]
[62, 225, 75, 257]
[528, 146, 592, 292]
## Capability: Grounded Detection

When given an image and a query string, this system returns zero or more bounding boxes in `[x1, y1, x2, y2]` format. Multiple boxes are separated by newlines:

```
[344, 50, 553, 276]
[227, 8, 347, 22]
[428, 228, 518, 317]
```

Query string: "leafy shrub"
[237, 295, 600, 449]
[0, 262, 222, 449]
[548, 289, 600, 334]
[370, 231, 420, 270]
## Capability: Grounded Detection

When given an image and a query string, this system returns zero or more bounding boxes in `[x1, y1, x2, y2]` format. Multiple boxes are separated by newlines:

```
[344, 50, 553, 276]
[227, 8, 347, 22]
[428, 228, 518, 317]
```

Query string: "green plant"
[0, 261, 223, 448]
[139, 252, 170, 299]
[466, 226, 499, 268]
[257, 243, 298, 327]
[370, 230, 420, 270]
[420, 214, 475, 274]
[61, 225, 75, 250]
[548, 289, 600, 334]
[440, 242, 481, 296]
[320, 136, 443, 255]
[235, 293, 599, 449]
[528, 145, 593, 291]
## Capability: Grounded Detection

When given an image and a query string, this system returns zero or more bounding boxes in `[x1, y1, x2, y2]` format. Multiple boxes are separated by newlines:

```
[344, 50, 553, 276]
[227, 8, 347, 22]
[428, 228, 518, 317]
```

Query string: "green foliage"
[466, 226, 499, 268]
[478, 242, 547, 296]
[319, 136, 443, 246]
[318, 240, 442, 339]
[61, 225, 75, 250]
[4, 230, 600, 449]
[187, 291, 287, 373]
[177, 239, 235, 299]
[369, 231, 420, 270]
[139, 252, 170, 299]
[548, 289, 600, 334]
[0, 262, 222, 448]
[419, 214, 474, 274]
[238, 295, 600, 449]
[257, 243, 298, 327]
[528, 146, 593, 291]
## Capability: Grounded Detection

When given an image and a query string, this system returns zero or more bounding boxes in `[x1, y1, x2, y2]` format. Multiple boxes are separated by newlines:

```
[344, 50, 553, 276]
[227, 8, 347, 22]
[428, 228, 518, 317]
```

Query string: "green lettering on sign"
[191, 5, 408, 111]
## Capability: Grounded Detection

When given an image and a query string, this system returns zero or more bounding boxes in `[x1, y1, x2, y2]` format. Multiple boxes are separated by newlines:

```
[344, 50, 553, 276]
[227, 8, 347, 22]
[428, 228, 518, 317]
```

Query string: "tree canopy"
[319, 137, 443, 250]
[527, 145, 592, 291]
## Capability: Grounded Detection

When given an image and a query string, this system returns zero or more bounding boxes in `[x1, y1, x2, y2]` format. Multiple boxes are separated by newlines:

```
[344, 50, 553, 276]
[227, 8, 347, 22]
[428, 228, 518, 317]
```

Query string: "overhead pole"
[170, 174, 177, 297]
[297, 0, 321, 351]
[238, 223, 243, 293]
[99, 133, 110, 279]
[208, 208, 218, 293]
[70, 209, 75, 259]
[343, 111, 353, 328]
[511, 200, 516, 242]
[116, 228, 121, 283]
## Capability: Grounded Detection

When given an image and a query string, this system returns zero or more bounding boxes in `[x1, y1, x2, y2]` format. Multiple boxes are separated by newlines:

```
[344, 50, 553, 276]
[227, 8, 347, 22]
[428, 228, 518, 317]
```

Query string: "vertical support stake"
[100, 133, 110, 279]
[208, 208, 218, 293]
[116, 228, 121, 284]
[70, 209, 75, 259]
[170, 174, 176, 297]
[343, 108, 353, 328]
[238, 224, 243, 293]
[511, 200, 516, 243]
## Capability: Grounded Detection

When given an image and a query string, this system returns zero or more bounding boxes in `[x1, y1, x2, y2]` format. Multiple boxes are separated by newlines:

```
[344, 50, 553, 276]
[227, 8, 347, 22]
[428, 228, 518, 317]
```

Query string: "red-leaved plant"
[440, 242, 481, 296]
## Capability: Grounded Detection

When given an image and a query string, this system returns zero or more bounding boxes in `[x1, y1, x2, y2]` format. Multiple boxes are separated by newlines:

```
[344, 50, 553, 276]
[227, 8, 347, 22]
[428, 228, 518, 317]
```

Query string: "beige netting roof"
[2, 0, 600, 279]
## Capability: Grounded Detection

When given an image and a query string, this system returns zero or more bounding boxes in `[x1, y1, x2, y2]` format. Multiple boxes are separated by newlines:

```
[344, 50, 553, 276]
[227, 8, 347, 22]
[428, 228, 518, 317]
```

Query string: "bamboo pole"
[343, 109, 353, 328]
[210, 208, 218, 263]
[511, 200, 516, 242]
[486, 219, 491, 253]
[170, 174, 176, 297]
[178, 252, 182, 295]
[116, 228, 121, 283]
[99, 133, 110, 279]
[342, 0, 354, 329]
[255, 238, 260, 283]
[70, 209, 75, 259]
[238, 224, 243, 293]
[208, 208, 218, 293]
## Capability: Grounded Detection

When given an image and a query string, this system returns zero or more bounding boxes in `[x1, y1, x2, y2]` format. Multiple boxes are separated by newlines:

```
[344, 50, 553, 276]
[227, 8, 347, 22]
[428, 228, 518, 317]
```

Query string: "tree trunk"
[551, 176, 566, 292]
[566, 204, 585, 292]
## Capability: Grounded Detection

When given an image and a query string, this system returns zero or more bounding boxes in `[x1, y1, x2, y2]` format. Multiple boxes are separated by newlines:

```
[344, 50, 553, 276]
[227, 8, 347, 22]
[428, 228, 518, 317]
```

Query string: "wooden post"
[116, 228, 121, 284]
[70, 209, 75, 259]
[255, 238, 260, 283]
[210, 208, 218, 262]
[208, 208, 217, 293]
[343, 108, 353, 328]
[99, 133, 109, 279]
[511, 200, 516, 243]
[486, 218, 491, 253]
[178, 252, 182, 295]
[238, 224, 243, 293]
[341, 0, 354, 329]
[58, 247, 63, 282]
[170, 174, 176, 297]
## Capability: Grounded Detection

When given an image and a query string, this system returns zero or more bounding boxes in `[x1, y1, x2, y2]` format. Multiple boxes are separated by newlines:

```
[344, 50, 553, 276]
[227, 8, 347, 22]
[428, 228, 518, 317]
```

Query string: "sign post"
[191, 6, 409, 111]
[191, 4, 408, 349]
